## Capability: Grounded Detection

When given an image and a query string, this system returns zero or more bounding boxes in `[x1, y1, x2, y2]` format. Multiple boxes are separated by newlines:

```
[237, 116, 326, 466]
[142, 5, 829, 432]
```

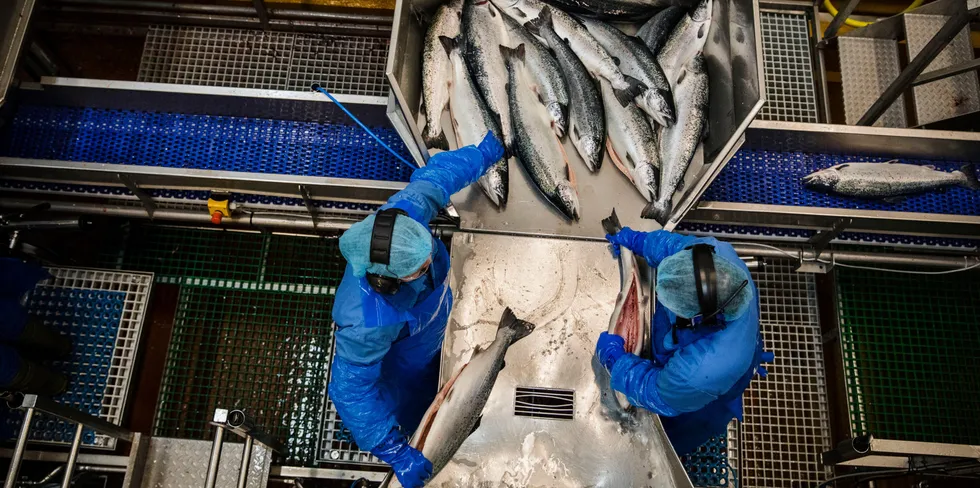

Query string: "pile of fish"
[422, 0, 712, 224]
[383, 308, 535, 488]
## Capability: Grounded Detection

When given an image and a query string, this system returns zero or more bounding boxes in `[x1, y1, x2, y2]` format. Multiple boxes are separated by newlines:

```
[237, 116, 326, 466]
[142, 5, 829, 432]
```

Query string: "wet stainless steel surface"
[430, 232, 693, 488]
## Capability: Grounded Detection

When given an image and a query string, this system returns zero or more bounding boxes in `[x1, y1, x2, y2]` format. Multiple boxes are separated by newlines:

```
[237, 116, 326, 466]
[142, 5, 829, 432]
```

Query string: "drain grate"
[758, 9, 820, 123]
[514, 387, 574, 420]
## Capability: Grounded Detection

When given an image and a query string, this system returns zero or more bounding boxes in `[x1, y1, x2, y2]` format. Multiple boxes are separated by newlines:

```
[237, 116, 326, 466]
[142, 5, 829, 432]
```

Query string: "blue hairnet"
[657, 250, 753, 319]
[339, 214, 433, 279]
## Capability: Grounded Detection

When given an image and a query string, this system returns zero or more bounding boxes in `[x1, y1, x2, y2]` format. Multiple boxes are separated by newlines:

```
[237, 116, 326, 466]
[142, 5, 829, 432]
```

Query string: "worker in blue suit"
[596, 229, 773, 455]
[329, 132, 504, 488]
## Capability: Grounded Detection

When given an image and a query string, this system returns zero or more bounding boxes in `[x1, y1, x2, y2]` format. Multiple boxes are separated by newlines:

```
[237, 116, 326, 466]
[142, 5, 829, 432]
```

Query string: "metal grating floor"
[704, 149, 980, 216]
[2, 268, 152, 450]
[836, 268, 980, 445]
[139, 25, 390, 97]
[740, 259, 832, 487]
[758, 10, 819, 123]
[155, 285, 335, 466]
[318, 336, 382, 465]
[0, 105, 414, 183]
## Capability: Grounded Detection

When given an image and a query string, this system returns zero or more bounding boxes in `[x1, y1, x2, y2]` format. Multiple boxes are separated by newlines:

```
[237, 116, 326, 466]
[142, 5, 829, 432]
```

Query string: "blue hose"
[311, 84, 417, 171]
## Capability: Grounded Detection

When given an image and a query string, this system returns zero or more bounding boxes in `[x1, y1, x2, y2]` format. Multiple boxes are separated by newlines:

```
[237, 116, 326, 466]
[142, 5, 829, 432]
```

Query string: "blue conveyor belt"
[0, 105, 414, 182]
[704, 149, 980, 216]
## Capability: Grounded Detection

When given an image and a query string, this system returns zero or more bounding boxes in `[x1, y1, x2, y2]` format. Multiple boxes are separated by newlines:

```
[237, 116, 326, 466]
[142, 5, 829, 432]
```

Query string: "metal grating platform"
[139, 25, 390, 97]
[155, 285, 335, 466]
[757, 10, 819, 123]
[703, 149, 980, 216]
[836, 268, 980, 445]
[1, 268, 152, 450]
[318, 335, 382, 465]
[740, 259, 832, 486]
[904, 13, 980, 126]
[838, 37, 907, 127]
[0, 105, 413, 183]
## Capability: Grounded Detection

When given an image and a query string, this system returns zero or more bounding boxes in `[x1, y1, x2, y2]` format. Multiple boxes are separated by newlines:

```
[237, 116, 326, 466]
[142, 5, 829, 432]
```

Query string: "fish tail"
[641, 198, 671, 226]
[524, 5, 552, 36]
[613, 75, 647, 107]
[601, 208, 622, 235]
[959, 163, 980, 190]
[498, 43, 526, 64]
[423, 125, 449, 151]
[498, 307, 535, 342]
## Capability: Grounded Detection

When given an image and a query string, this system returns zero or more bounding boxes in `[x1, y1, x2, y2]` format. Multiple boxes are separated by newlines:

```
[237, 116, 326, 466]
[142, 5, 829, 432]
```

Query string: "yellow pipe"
[823, 0, 924, 29]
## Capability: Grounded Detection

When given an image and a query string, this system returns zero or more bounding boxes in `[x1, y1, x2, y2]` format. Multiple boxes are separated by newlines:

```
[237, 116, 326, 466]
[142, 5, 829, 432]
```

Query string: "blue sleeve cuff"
[382, 180, 447, 224]
[610, 354, 681, 417]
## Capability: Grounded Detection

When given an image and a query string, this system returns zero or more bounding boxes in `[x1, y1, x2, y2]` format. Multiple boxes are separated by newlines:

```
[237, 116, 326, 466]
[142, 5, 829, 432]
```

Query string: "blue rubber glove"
[477, 130, 505, 163]
[371, 429, 432, 488]
[595, 332, 626, 372]
[605, 227, 647, 258]
[410, 130, 503, 200]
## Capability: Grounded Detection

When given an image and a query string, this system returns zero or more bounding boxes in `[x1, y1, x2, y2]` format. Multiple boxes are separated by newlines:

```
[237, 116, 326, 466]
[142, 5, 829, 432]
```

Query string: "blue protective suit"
[328, 144, 496, 454]
[609, 231, 766, 455]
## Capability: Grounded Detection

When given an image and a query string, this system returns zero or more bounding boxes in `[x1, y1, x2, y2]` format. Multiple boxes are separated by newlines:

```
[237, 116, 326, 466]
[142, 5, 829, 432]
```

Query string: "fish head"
[577, 137, 603, 172]
[802, 166, 841, 191]
[691, 0, 713, 22]
[645, 90, 676, 127]
[632, 163, 659, 202]
[549, 182, 581, 221]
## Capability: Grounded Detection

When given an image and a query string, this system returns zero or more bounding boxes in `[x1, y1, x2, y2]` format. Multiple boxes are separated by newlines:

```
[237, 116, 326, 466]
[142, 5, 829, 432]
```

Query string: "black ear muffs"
[676, 244, 748, 332]
[366, 208, 408, 295]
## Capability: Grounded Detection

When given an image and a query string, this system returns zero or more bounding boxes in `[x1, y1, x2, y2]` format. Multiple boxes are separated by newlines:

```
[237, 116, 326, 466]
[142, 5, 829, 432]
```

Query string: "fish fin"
[470, 415, 483, 436]
[884, 159, 900, 164]
[834, 164, 848, 170]
[960, 163, 980, 190]
[524, 5, 552, 36]
[499, 43, 526, 63]
[438, 35, 458, 55]
[423, 125, 450, 151]
[883, 196, 906, 204]
[701, 120, 709, 141]
[572, 124, 581, 141]
[923, 164, 936, 170]
[601, 208, 622, 235]
[641, 199, 671, 226]
[606, 139, 634, 184]
[614, 76, 646, 107]
[498, 307, 535, 342]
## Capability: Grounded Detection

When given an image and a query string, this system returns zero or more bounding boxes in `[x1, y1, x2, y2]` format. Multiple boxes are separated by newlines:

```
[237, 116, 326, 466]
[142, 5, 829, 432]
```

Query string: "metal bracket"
[807, 218, 852, 254]
[298, 185, 318, 230]
[117, 174, 157, 218]
[252, 0, 270, 28]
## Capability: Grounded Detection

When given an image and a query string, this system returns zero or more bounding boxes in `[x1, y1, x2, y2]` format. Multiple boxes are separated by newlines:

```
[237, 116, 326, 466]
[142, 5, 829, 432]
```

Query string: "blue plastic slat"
[682, 435, 734, 487]
[1, 287, 125, 446]
[0, 105, 413, 182]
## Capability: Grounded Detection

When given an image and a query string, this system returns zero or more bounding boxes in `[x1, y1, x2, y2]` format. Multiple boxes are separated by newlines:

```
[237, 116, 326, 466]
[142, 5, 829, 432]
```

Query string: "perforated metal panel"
[741, 259, 832, 487]
[139, 25, 390, 97]
[703, 149, 980, 216]
[758, 10, 819, 123]
[675, 222, 980, 250]
[1, 268, 152, 450]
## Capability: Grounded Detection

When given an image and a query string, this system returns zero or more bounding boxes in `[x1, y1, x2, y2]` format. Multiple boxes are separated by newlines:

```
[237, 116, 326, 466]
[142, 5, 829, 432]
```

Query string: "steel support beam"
[914, 57, 980, 86]
[822, 0, 862, 41]
[9, 394, 134, 441]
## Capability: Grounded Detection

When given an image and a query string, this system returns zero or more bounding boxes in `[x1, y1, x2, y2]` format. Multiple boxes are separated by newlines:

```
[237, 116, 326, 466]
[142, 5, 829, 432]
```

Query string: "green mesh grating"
[102, 224, 346, 288]
[836, 268, 980, 445]
[155, 286, 335, 465]
[102, 224, 349, 466]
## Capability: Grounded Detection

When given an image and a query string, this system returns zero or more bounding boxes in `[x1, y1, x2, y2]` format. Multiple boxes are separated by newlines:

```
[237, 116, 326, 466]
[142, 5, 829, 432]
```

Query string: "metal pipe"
[238, 436, 254, 488]
[0, 199, 358, 230]
[732, 243, 980, 270]
[76, 466, 127, 474]
[1, 218, 85, 230]
[47, 7, 392, 36]
[62, 423, 85, 488]
[10, 395, 133, 442]
[205, 427, 226, 488]
[857, 9, 974, 126]
[47, 0, 393, 25]
[914, 58, 980, 86]
[4, 407, 36, 488]
[822, 0, 861, 41]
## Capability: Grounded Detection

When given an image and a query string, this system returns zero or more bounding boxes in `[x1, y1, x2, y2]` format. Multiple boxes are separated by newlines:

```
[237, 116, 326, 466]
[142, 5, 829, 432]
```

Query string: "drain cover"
[514, 387, 574, 420]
